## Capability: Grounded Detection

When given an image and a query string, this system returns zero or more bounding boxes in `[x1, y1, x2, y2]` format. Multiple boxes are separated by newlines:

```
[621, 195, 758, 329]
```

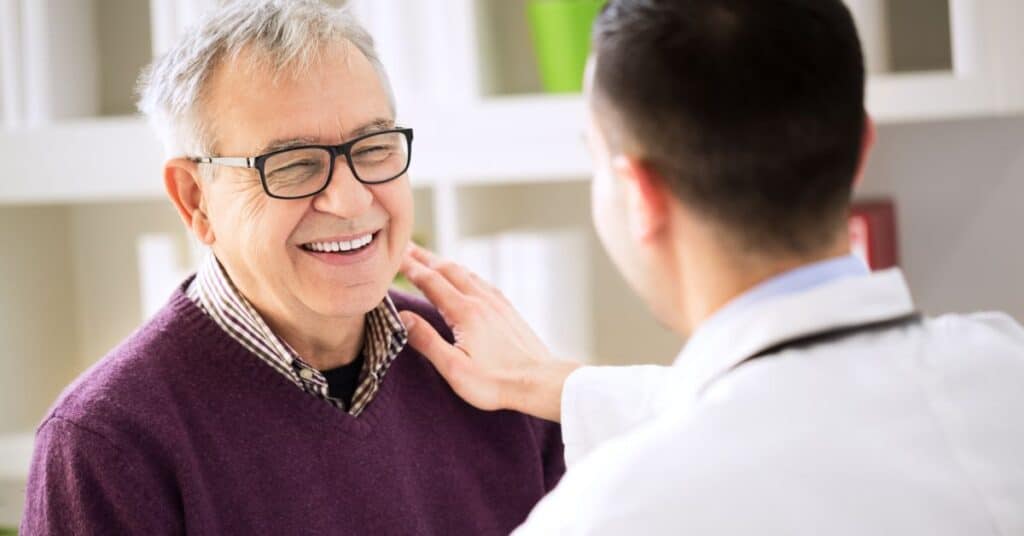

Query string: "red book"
[848, 200, 899, 270]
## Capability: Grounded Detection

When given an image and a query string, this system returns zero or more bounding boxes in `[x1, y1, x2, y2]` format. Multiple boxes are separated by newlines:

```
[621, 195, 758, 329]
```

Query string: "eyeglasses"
[191, 128, 414, 200]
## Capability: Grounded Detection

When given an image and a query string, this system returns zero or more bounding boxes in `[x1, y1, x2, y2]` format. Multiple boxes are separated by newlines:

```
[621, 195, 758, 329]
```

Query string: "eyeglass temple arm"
[192, 156, 255, 168]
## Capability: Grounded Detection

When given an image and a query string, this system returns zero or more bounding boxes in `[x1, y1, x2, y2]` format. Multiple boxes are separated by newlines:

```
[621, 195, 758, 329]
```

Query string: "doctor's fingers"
[406, 247, 542, 345]
[407, 243, 498, 299]
[400, 253, 465, 313]
[401, 253, 499, 328]
[399, 310, 505, 412]
[409, 243, 518, 307]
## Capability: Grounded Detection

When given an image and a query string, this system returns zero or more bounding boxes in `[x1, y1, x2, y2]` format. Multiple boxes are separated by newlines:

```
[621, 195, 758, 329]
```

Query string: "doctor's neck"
[669, 215, 851, 336]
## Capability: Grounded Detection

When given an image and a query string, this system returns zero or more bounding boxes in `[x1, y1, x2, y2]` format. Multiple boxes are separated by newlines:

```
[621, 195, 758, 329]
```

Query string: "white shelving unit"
[861, 0, 1024, 122]
[3, 1, 1022, 199]
[1, 2, 1023, 525]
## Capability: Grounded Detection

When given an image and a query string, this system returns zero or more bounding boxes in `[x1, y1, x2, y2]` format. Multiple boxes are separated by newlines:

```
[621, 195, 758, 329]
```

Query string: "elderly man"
[20, 1, 563, 534]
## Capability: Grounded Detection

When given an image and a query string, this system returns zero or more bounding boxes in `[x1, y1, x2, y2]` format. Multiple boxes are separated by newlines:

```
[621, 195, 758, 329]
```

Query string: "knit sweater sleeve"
[535, 419, 566, 492]
[20, 416, 183, 535]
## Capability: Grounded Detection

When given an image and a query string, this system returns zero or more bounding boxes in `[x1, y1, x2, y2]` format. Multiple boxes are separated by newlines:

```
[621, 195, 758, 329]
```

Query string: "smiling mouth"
[300, 231, 379, 255]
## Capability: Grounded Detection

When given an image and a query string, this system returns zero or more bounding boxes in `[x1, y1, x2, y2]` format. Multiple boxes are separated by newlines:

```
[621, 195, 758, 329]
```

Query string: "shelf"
[2, 0, 1023, 205]
[472, 0, 962, 97]
[0, 97, 591, 204]
[10, 74, 1024, 205]
[415, 95, 591, 186]
[867, 72, 1012, 123]
[0, 116, 443, 206]
[883, 0, 953, 73]
[0, 116, 164, 204]
[473, 0, 544, 97]
[2, 0, 153, 125]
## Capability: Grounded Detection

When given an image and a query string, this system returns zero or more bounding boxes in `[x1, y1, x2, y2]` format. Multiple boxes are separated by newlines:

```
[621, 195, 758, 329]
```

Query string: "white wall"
[70, 201, 186, 370]
[0, 207, 77, 434]
[860, 116, 1024, 321]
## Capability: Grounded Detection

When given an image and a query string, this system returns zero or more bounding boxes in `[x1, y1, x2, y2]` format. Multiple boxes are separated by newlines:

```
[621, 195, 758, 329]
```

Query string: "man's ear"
[853, 115, 877, 189]
[611, 155, 670, 242]
[164, 158, 215, 245]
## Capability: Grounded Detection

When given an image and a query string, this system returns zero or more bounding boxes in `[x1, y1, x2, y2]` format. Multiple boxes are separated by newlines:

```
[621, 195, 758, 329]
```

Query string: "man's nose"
[312, 158, 374, 217]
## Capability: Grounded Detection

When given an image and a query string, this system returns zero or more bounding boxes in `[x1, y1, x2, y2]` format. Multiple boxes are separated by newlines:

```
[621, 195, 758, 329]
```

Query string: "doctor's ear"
[611, 155, 671, 242]
[164, 158, 216, 245]
[853, 115, 877, 189]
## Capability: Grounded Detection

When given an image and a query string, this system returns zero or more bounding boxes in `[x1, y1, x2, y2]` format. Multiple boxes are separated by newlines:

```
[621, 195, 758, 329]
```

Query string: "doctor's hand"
[398, 244, 582, 422]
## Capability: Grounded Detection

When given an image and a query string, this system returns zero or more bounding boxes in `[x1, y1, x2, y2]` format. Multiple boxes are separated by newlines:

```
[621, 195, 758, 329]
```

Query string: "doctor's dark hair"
[591, 0, 866, 255]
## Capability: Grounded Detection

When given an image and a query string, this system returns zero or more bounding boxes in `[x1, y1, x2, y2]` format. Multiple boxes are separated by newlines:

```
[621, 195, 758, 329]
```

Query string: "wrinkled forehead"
[200, 41, 395, 156]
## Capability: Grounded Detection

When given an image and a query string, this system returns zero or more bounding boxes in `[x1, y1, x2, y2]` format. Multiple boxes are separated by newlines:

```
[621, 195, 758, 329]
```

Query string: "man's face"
[199, 42, 413, 323]
[584, 58, 646, 298]
[583, 57, 676, 327]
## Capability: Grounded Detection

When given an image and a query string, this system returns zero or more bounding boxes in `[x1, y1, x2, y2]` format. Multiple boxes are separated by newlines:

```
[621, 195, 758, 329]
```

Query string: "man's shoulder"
[44, 291, 212, 437]
[387, 288, 562, 440]
[928, 310, 1024, 357]
[702, 311, 1024, 429]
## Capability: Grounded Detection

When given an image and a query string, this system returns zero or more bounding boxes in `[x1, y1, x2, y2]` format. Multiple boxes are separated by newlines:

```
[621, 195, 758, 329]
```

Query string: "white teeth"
[304, 233, 375, 253]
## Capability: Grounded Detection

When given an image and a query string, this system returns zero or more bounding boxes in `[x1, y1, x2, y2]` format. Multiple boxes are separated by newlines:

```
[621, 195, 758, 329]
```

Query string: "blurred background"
[1, 0, 1023, 529]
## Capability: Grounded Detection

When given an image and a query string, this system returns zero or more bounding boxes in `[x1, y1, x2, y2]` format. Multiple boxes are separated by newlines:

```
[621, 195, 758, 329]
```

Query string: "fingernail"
[400, 312, 416, 329]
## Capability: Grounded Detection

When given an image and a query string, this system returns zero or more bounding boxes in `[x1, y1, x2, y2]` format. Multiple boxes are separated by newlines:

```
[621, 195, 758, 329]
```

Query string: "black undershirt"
[321, 353, 366, 408]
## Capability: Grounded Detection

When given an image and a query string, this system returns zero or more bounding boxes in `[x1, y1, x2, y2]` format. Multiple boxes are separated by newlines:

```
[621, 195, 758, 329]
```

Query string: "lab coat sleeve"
[560, 364, 675, 466]
[515, 384, 790, 536]
[512, 404, 703, 536]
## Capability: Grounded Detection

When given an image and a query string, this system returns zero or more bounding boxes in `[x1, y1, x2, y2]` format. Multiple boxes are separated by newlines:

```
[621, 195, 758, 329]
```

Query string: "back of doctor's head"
[591, 0, 865, 256]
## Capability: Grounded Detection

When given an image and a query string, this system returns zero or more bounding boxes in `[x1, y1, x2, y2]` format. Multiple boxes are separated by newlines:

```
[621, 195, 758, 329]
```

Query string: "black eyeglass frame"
[190, 127, 415, 200]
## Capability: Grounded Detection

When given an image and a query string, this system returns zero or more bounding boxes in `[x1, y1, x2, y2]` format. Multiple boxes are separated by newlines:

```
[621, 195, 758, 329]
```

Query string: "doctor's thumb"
[399, 311, 459, 373]
[399, 311, 419, 331]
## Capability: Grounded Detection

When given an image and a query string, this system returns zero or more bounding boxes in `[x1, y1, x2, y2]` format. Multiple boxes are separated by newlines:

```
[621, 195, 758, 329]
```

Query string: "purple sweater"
[21, 285, 564, 535]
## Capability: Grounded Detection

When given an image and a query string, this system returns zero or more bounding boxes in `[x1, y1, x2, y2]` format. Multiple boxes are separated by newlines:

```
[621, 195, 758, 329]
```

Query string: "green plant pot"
[527, 0, 605, 93]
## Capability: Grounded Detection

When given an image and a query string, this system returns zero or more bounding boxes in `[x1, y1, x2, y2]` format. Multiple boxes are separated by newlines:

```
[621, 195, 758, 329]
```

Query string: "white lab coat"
[515, 269, 1024, 535]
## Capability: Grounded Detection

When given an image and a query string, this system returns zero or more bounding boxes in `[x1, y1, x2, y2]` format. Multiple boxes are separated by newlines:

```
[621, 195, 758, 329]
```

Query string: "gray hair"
[136, 0, 393, 158]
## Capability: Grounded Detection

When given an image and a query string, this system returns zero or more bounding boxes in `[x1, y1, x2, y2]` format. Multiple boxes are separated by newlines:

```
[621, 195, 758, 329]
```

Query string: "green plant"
[527, 0, 605, 93]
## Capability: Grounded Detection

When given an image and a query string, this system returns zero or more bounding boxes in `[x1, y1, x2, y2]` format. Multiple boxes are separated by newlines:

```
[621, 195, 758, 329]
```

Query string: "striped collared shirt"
[186, 254, 407, 416]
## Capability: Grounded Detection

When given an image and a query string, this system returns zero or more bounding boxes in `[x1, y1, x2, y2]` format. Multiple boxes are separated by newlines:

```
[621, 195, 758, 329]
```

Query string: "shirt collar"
[187, 252, 407, 413]
[695, 254, 870, 342]
[666, 257, 913, 406]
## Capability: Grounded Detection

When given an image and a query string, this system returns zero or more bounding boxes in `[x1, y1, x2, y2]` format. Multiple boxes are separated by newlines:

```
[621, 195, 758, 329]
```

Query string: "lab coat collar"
[672, 268, 916, 401]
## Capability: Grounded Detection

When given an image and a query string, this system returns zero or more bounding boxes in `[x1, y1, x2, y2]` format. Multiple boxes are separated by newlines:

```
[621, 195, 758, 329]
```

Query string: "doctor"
[399, 0, 1024, 534]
